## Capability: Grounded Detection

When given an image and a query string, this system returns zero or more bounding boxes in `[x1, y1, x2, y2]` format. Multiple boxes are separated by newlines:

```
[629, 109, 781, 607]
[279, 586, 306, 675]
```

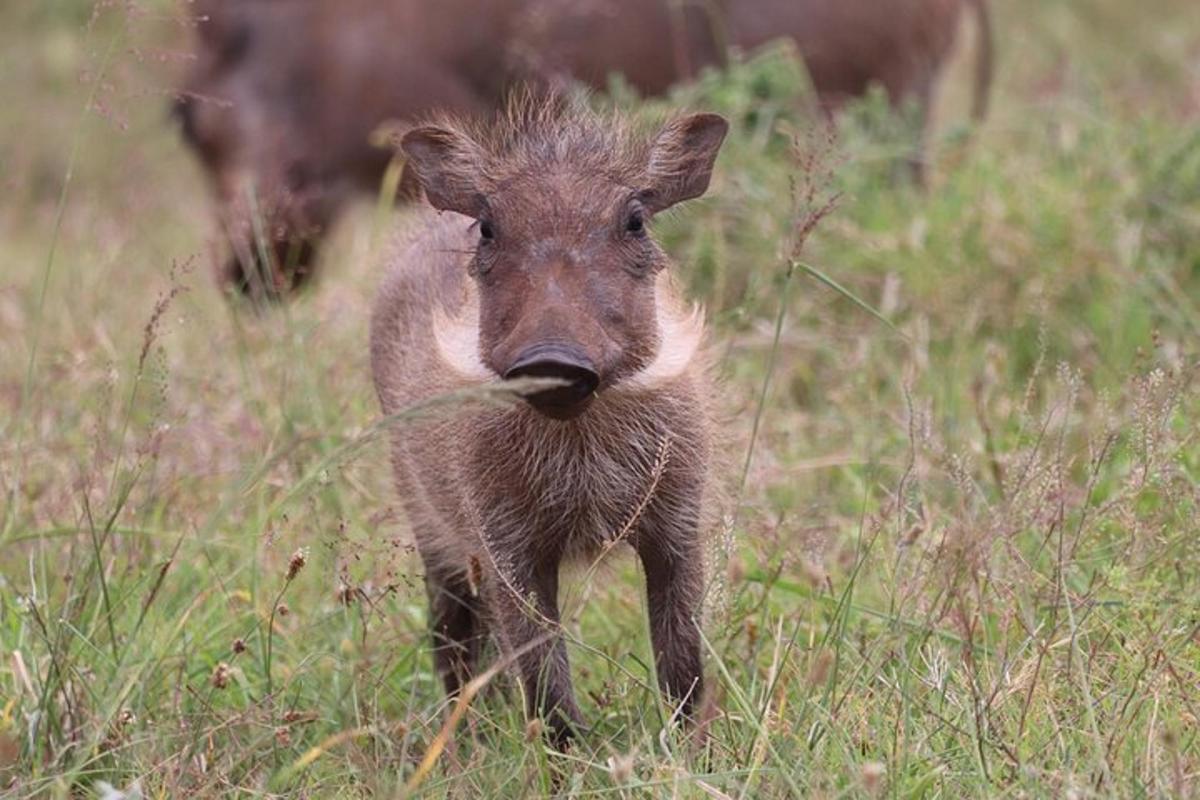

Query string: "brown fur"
[175, 0, 993, 298]
[517, 0, 994, 177]
[731, 0, 982, 112]
[514, 0, 987, 109]
[175, 0, 517, 297]
[370, 99, 726, 745]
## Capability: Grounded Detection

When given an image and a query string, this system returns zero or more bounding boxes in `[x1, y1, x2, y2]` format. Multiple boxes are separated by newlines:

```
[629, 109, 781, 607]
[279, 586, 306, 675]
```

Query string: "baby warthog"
[371, 100, 727, 745]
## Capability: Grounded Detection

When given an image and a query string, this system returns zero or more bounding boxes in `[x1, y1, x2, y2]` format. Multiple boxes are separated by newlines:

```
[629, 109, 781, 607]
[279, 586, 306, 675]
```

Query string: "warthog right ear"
[400, 127, 486, 218]
[643, 113, 729, 214]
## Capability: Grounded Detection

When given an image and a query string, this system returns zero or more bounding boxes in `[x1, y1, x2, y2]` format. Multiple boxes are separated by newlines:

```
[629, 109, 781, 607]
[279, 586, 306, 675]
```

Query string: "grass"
[1, 0, 1198, 796]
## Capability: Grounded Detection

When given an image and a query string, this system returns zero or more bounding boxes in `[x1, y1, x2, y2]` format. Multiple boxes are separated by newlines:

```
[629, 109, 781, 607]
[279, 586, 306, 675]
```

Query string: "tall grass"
[1, 0, 1198, 797]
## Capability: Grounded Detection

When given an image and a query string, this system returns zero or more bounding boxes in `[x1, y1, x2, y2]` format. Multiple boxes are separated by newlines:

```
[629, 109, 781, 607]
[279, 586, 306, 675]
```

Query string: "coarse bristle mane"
[423, 91, 655, 185]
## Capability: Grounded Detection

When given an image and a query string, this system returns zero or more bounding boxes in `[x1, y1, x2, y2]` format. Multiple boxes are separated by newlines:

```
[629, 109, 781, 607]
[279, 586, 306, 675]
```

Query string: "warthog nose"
[504, 344, 600, 419]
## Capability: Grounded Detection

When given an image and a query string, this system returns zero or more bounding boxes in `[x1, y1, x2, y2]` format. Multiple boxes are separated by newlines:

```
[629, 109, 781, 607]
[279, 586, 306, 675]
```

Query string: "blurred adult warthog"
[174, 0, 991, 297]
[173, 0, 514, 297]
[740, 0, 994, 174]
[371, 98, 727, 746]
[517, 0, 994, 174]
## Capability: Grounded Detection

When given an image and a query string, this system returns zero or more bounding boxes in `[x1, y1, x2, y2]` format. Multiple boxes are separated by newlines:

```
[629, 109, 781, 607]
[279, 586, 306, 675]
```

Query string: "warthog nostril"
[504, 345, 600, 418]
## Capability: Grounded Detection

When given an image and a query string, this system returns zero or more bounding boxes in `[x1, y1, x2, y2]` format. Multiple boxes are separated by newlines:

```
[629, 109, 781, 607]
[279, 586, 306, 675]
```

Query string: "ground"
[1, 1, 1198, 797]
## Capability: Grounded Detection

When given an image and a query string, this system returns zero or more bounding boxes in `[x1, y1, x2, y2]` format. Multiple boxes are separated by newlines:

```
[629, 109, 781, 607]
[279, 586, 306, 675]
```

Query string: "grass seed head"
[807, 649, 833, 687]
[211, 662, 231, 689]
[286, 547, 309, 581]
[860, 761, 885, 795]
[274, 726, 292, 748]
[607, 752, 635, 784]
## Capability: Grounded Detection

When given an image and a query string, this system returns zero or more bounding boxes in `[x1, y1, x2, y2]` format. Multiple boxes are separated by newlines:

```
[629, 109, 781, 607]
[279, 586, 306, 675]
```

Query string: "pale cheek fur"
[622, 274, 705, 391]
[622, 302, 704, 390]
[432, 294, 492, 381]
[431, 274, 705, 389]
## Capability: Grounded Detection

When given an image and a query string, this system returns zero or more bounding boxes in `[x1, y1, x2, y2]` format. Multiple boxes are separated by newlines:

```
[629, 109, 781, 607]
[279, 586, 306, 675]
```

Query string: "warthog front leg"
[489, 555, 582, 747]
[424, 566, 487, 697]
[637, 522, 706, 724]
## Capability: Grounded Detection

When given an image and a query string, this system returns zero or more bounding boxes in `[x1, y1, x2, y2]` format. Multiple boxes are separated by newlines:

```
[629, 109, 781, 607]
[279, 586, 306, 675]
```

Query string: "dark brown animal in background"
[370, 99, 727, 745]
[732, 0, 994, 174]
[733, 0, 993, 120]
[517, 0, 994, 175]
[173, 0, 517, 297]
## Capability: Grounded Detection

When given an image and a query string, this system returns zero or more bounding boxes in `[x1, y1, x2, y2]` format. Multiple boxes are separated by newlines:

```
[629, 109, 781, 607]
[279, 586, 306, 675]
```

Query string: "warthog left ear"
[400, 127, 486, 218]
[642, 113, 729, 214]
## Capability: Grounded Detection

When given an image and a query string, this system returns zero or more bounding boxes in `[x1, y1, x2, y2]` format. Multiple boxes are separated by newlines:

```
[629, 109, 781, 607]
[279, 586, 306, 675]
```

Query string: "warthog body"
[519, 0, 993, 176]
[370, 100, 727, 743]
[519, 0, 991, 115]
[738, 0, 992, 118]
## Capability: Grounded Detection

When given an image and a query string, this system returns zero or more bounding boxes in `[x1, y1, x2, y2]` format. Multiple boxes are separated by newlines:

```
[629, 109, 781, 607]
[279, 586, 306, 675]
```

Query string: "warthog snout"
[503, 344, 600, 419]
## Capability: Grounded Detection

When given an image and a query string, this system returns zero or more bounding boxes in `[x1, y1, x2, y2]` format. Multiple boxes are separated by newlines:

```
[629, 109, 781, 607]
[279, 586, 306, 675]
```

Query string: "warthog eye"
[625, 209, 645, 237]
[479, 219, 495, 243]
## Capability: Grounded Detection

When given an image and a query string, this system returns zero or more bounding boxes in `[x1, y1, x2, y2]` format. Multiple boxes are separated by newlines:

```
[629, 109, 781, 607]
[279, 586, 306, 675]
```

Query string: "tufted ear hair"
[400, 126, 487, 218]
[641, 113, 728, 214]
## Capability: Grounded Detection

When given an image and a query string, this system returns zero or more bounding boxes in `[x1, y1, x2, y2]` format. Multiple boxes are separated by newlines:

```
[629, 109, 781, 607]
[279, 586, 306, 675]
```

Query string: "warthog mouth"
[504, 344, 600, 420]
